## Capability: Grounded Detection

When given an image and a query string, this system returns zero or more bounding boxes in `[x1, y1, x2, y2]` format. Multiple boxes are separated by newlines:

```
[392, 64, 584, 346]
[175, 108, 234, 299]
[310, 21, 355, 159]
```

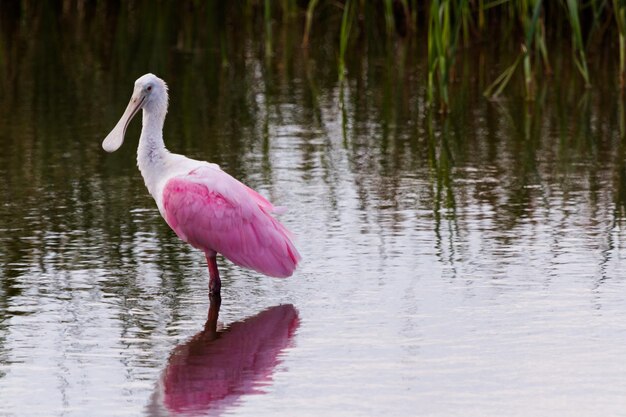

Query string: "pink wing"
[162, 165, 300, 278]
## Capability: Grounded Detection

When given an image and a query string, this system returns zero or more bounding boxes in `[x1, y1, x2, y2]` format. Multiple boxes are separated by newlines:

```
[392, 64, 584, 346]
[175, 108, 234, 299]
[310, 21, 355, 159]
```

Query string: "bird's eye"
[147, 86, 152, 91]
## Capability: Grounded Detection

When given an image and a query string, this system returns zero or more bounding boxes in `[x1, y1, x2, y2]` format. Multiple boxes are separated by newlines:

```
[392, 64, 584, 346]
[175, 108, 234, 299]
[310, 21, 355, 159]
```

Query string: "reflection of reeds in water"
[614, 96, 626, 218]
[426, 112, 456, 221]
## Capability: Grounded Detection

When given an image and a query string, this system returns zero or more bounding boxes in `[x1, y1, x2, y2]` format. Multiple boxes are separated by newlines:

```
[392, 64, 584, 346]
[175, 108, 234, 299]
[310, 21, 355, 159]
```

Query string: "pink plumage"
[163, 165, 301, 278]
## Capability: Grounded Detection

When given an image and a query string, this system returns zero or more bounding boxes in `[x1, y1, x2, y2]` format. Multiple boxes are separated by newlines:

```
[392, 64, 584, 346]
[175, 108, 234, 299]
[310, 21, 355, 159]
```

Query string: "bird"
[102, 73, 300, 297]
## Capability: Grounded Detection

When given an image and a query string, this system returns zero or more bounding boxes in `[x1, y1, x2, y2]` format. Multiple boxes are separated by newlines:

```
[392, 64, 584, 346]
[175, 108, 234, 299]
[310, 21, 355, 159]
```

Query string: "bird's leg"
[206, 253, 221, 296]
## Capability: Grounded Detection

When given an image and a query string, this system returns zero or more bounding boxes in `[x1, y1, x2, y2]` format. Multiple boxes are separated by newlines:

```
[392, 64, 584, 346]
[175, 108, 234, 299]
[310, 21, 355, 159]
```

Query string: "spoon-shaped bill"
[102, 94, 145, 152]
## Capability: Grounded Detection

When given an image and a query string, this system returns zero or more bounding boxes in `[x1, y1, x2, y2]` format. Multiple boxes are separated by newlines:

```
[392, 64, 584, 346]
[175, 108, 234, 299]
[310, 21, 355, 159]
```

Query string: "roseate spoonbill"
[102, 74, 300, 296]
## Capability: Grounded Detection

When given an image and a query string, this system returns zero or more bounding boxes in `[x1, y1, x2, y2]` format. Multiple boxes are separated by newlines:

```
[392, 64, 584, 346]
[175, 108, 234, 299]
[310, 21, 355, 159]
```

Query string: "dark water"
[2, 2, 626, 416]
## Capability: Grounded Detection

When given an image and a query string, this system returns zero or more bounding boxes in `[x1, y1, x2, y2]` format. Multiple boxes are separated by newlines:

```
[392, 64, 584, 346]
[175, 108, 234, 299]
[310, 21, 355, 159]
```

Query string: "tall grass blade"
[383, 0, 395, 38]
[302, 0, 319, 48]
[482, 0, 551, 99]
[428, 0, 461, 113]
[338, 0, 356, 81]
[614, 0, 626, 89]
[484, 53, 522, 98]
[483, 0, 513, 10]
[565, 0, 591, 86]
[265, 0, 272, 60]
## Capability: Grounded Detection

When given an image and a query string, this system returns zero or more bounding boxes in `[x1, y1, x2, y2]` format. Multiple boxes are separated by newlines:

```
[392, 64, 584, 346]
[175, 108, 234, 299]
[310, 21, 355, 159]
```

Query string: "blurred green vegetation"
[3, 0, 626, 112]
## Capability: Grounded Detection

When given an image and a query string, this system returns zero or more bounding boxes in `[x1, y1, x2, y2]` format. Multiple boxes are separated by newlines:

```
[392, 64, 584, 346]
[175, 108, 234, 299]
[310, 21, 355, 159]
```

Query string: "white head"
[102, 73, 169, 152]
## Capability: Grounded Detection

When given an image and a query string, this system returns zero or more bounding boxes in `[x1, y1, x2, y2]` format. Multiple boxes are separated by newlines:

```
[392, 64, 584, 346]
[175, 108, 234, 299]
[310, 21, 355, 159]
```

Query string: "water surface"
[1, 3, 626, 416]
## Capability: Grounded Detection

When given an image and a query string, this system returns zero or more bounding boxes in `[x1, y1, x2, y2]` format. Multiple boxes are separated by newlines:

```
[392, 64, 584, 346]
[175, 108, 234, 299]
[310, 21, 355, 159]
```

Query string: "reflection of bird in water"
[102, 74, 300, 297]
[147, 295, 300, 416]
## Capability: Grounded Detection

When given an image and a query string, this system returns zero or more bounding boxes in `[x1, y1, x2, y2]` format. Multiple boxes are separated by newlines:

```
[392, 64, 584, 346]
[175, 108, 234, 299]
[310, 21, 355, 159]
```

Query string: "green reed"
[383, 0, 395, 39]
[565, 0, 590, 87]
[264, 0, 273, 60]
[11, 0, 626, 109]
[459, 0, 472, 47]
[428, 0, 460, 113]
[302, 0, 319, 48]
[614, 0, 626, 89]
[484, 0, 546, 100]
[338, 0, 356, 82]
[284, 0, 626, 103]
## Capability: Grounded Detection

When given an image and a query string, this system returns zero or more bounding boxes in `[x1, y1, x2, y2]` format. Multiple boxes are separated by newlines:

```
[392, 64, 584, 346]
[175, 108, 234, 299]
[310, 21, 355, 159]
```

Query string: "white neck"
[137, 109, 169, 199]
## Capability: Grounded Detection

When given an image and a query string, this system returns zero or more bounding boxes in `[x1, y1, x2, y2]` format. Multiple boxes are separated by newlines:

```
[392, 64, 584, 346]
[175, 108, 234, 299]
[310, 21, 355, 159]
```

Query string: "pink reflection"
[149, 299, 299, 416]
